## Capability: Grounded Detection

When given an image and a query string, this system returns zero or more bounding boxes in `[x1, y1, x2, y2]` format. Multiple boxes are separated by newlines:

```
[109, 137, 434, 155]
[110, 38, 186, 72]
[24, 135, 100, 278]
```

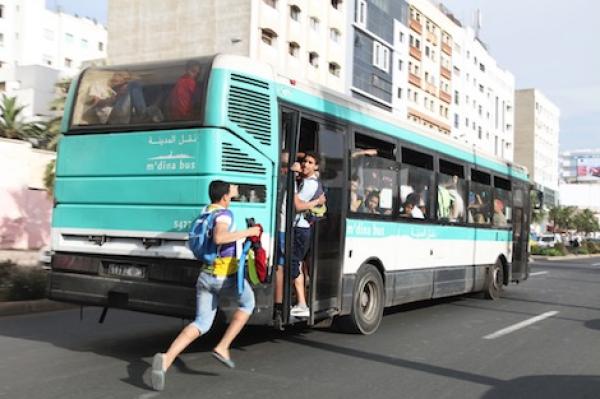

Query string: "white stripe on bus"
[483, 311, 559, 340]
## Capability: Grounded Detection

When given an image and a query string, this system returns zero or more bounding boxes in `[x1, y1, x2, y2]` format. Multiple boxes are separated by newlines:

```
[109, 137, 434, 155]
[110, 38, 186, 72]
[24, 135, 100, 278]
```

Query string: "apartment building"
[349, 0, 409, 118]
[107, 0, 518, 161]
[109, 0, 347, 93]
[514, 89, 560, 205]
[0, 0, 107, 119]
[403, 0, 453, 135]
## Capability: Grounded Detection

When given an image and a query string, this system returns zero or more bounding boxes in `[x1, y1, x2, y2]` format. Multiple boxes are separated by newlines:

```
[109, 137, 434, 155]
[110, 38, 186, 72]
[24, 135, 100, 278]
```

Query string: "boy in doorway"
[274, 151, 326, 319]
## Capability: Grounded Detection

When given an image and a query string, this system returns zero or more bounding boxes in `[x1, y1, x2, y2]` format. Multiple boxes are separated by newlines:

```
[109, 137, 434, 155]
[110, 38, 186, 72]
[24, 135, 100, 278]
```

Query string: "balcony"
[442, 42, 452, 56]
[408, 73, 422, 88]
[440, 66, 451, 80]
[426, 31, 437, 45]
[409, 19, 422, 34]
[425, 83, 437, 95]
[410, 45, 422, 60]
[439, 90, 452, 104]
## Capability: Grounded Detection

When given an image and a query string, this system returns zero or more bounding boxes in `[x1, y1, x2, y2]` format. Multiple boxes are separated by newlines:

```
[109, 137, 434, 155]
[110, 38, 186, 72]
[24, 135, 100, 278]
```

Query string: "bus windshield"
[69, 57, 214, 131]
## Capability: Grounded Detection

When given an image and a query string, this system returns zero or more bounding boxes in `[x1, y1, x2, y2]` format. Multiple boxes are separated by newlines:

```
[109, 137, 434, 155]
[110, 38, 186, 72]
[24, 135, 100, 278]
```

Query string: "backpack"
[300, 177, 327, 225]
[188, 207, 232, 265]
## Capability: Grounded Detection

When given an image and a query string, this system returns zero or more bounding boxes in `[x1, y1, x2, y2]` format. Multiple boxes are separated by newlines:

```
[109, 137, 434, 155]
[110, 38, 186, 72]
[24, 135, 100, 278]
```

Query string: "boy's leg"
[161, 273, 218, 371]
[214, 279, 255, 360]
[291, 227, 311, 308]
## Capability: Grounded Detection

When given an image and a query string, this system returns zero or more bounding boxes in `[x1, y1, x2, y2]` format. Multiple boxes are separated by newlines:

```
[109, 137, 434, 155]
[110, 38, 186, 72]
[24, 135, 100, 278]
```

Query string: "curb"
[0, 299, 75, 317]
[531, 254, 600, 262]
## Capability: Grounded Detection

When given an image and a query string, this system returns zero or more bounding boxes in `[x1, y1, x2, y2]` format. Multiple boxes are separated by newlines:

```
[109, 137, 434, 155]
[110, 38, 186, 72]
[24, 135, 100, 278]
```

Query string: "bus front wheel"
[336, 264, 384, 335]
[484, 259, 504, 300]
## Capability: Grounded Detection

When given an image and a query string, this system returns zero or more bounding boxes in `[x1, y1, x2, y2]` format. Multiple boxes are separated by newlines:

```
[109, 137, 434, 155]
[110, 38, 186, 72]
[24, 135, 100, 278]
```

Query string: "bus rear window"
[70, 57, 213, 131]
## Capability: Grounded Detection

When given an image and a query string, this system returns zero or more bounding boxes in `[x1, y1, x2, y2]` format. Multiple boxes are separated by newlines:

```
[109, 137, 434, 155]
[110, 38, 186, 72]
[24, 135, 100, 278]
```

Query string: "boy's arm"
[213, 222, 260, 245]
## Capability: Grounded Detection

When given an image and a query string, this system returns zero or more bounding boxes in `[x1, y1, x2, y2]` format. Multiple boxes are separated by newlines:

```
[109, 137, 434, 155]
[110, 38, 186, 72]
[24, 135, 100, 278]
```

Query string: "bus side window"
[493, 176, 512, 227]
[350, 132, 396, 216]
[469, 170, 492, 225]
[437, 159, 467, 223]
[399, 147, 434, 219]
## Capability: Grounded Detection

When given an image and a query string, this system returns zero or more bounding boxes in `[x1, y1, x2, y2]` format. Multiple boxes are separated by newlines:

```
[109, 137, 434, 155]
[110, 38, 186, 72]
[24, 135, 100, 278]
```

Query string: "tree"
[0, 95, 39, 140]
[573, 209, 600, 235]
[549, 206, 576, 232]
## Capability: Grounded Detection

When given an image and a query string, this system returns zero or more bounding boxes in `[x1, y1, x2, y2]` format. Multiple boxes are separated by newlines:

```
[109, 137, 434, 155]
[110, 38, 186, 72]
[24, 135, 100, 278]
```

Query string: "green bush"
[577, 247, 589, 255]
[555, 242, 568, 256]
[585, 241, 600, 254]
[530, 244, 542, 255]
[0, 262, 48, 301]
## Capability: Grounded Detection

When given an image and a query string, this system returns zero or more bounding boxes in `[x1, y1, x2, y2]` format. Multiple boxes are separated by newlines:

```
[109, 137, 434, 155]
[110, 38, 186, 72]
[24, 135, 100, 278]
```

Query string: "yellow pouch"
[212, 257, 238, 277]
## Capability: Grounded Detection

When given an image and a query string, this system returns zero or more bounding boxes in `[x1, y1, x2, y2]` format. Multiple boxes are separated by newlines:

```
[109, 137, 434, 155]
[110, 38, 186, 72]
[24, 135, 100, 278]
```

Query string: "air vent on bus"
[227, 74, 272, 146]
[222, 142, 267, 175]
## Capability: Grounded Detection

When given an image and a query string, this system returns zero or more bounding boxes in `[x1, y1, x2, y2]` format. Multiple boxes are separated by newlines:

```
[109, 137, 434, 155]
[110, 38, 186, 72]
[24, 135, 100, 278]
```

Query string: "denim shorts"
[277, 227, 311, 280]
[190, 271, 255, 334]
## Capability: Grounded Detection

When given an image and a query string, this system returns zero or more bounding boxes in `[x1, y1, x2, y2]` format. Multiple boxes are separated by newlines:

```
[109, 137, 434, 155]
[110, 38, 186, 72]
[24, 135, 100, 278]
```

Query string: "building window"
[261, 28, 277, 46]
[290, 5, 300, 21]
[398, 59, 403, 71]
[454, 113, 459, 128]
[98, 41, 104, 51]
[330, 28, 341, 43]
[310, 16, 320, 31]
[373, 41, 389, 72]
[0, 33, 3, 47]
[397, 87, 402, 99]
[356, 0, 367, 27]
[0, 5, 3, 18]
[328, 62, 341, 77]
[331, 0, 342, 10]
[65, 33, 74, 44]
[309, 51, 319, 67]
[81, 38, 88, 48]
[263, 0, 277, 8]
[64, 58, 72, 68]
[454, 90, 459, 105]
[288, 42, 300, 57]
[399, 32, 404, 43]
[479, 63, 485, 72]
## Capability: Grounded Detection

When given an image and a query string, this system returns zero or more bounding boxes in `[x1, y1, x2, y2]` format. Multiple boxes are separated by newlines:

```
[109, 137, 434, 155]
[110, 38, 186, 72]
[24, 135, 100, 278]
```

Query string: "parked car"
[537, 234, 559, 248]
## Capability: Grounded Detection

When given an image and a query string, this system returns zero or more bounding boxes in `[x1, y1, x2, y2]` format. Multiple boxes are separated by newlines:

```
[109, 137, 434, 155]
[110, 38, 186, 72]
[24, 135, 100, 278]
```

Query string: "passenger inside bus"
[359, 191, 380, 214]
[106, 71, 164, 124]
[167, 60, 202, 121]
[492, 199, 508, 226]
[468, 190, 490, 224]
[349, 174, 363, 212]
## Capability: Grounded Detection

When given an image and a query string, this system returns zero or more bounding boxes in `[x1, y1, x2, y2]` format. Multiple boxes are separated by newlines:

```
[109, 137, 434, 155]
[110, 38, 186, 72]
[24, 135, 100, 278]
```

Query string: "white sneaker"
[290, 304, 309, 318]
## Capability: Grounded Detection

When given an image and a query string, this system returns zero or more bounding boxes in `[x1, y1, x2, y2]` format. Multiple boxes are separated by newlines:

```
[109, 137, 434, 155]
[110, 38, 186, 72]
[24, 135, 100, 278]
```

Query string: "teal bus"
[49, 54, 534, 334]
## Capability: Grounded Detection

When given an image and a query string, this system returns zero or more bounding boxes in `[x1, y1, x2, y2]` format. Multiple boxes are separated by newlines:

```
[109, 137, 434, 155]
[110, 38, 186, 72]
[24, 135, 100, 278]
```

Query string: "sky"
[48, 0, 599, 151]
[46, 0, 107, 24]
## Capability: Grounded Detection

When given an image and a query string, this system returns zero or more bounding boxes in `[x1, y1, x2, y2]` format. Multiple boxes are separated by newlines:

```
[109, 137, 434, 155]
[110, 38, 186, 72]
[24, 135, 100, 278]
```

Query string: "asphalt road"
[1, 257, 599, 399]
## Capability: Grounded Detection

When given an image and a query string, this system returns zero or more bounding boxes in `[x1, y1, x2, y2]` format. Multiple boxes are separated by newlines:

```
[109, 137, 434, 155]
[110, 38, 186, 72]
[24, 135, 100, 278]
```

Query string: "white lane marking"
[591, 263, 600, 266]
[483, 311, 559, 340]
[530, 271, 548, 276]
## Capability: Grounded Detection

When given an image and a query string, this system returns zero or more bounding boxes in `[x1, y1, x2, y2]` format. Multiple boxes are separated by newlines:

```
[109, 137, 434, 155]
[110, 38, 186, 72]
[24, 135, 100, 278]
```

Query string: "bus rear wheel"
[484, 259, 504, 300]
[336, 264, 384, 335]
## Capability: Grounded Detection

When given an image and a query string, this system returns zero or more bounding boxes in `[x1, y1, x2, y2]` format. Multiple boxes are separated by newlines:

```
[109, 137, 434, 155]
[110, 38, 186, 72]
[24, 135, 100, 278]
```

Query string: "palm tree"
[0, 95, 38, 140]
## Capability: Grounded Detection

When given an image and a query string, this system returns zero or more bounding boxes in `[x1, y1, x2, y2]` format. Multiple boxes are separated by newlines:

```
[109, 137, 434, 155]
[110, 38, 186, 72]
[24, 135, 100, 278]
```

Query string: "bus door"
[511, 181, 529, 281]
[277, 107, 300, 324]
[307, 121, 346, 325]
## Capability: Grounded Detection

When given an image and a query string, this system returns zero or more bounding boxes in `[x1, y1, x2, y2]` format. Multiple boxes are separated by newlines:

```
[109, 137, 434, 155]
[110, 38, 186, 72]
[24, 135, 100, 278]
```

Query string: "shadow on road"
[284, 335, 600, 399]
[0, 307, 310, 391]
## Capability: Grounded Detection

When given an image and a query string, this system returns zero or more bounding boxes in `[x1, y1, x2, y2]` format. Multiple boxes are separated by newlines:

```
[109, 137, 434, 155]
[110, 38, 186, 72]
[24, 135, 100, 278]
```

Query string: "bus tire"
[335, 264, 384, 335]
[484, 259, 504, 300]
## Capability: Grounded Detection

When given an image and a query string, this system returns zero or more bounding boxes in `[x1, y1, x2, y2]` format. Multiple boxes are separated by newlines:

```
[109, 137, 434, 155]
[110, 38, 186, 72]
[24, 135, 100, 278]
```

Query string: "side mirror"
[531, 189, 543, 210]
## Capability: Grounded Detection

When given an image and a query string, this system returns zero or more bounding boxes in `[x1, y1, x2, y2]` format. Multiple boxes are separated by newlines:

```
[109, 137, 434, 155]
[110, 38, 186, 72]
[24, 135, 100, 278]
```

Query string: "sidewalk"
[0, 249, 42, 267]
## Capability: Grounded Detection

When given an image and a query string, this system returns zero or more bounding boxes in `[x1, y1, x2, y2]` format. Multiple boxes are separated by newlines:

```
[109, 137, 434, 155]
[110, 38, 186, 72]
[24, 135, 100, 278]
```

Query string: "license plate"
[106, 263, 146, 279]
